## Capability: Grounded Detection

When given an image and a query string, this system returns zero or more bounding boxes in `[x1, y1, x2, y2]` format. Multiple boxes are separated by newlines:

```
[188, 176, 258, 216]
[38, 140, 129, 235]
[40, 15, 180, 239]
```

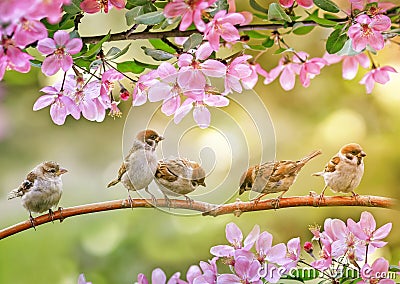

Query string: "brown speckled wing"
[156, 161, 179, 182]
[325, 156, 340, 173]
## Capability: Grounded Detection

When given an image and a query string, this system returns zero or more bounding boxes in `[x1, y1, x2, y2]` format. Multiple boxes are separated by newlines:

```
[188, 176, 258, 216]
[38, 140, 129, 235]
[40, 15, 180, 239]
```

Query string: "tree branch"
[0, 195, 396, 240]
[81, 22, 338, 44]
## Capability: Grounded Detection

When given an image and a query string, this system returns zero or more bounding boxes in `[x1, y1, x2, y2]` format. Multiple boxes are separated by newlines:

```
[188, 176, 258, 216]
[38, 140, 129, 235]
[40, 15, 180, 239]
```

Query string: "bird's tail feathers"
[107, 179, 120, 188]
[312, 171, 323, 177]
[301, 150, 322, 164]
[7, 188, 22, 200]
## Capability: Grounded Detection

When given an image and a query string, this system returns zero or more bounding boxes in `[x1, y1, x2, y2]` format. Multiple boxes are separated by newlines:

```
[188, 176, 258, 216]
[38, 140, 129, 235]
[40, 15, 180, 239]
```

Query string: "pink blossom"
[100, 69, 124, 103]
[137, 268, 187, 284]
[194, 257, 218, 284]
[210, 223, 259, 257]
[28, 0, 71, 24]
[311, 242, 332, 270]
[77, 274, 92, 284]
[217, 255, 262, 284]
[37, 30, 83, 76]
[296, 52, 327, 88]
[323, 53, 370, 80]
[348, 14, 391, 52]
[359, 66, 397, 94]
[33, 85, 79, 125]
[224, 55, 254, 94]
[177, 53, 226, 90]
[350, 0, 395, 12]
[284, 237, 301, 270]
[203, 10, 250, 51]
[279, 0, 313, 9]
[347, 211, 392, 249]
[133, 70, 158, 106]
[330, 219, 365, 261]
[264, 56, 301, 91]
[13, 19, 48, 47]
[359, 258, 395, 284]
[80, 0, 126, 14]
[164, 0, 217, 32]
[0, 45, 34, 80]
[148, 62, 181, 116]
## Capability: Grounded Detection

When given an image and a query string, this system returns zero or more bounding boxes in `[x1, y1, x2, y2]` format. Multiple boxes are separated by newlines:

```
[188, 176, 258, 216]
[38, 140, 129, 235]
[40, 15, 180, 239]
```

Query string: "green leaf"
[314, 0, 340, 13]
[74, 58, 92, 70]
[245, 45, 266, 50]
[89, 59, 102, 70]
[108, 44, 131, 60]
[143, 3, 157, 13]
[306, 9, 337, 27]
[135, 10, 165, 25]
[127, 0, 149, 6]
[209, 0, 229, 17]
[336, 39, 360, 56]
[105, 47, 122, 58]
[134, 59, 158, 69]
[30, 59, 42, 68]
[125, 6, 144, 26]
[262, 37, 274, 48]
[326, 29, 348, 54]
[274, 47, 290, 54]
[63, 0, 82, 15]
[183, 33, 203, 51]
[292, 23, 315, 35]
[389, 265, 400, 272]
[117, 61, 145, 73]
[253, 13, 269, 20]
[244, 30, 269, 39]
[268, 3, 292, 22]
[250, 0, 268, 13]
[154, 2, 167, 9]
[148, 39, 176, 53]
[83, 31, 111, 58]
[142, 47, 175, 61]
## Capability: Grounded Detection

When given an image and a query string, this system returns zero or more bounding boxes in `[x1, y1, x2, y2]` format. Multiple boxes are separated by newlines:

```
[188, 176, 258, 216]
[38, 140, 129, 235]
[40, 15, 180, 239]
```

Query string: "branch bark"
[0, 195, 397, 240]
[81, 22, 337, 44]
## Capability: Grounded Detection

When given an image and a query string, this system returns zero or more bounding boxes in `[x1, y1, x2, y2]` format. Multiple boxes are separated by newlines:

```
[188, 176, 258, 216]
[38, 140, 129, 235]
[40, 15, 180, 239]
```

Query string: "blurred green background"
[0, 1, 400, 283]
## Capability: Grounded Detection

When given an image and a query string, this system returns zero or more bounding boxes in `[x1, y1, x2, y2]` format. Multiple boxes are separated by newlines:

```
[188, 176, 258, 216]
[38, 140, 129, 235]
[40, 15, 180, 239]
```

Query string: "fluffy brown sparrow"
[239, 150, 322, 206]
[154, 158, 206, 206]
[8, 161, 68, 228]
[313, 143, 366, 198]
[107, 129, 164, 204]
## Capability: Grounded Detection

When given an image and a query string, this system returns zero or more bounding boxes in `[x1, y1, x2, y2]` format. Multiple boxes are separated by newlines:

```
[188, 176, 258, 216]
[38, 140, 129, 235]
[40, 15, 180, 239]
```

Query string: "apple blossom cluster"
[101, 211, 397, 284]
[0, 0, 71, 80]
[0, 0, 399, 126]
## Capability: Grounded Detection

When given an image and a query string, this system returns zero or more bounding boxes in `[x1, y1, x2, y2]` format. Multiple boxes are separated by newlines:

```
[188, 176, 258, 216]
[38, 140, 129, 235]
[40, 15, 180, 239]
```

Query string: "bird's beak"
[200, 181, 206, 187]
[156, 136, 164, 143]
[57, 168, 68, 175]
[358, 151, 367, 158]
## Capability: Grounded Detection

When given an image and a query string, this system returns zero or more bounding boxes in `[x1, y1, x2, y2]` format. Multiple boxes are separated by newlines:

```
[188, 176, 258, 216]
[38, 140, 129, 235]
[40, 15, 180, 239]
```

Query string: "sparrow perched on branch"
[107, 129, 164, 204]
[8, 161, 68, 228]
[239, 150, 322, 206]
[154, 158, 206, 206]
[313, 143, 366, 198]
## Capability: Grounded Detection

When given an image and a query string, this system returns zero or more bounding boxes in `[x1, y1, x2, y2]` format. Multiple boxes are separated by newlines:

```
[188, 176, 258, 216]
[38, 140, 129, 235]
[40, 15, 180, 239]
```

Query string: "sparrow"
[107, 129, 164, 205]
[239, 150, 322, 206]
[313, 143, 366, 199]
[154, 158, 206, 206]
[8, 161, 68, 228]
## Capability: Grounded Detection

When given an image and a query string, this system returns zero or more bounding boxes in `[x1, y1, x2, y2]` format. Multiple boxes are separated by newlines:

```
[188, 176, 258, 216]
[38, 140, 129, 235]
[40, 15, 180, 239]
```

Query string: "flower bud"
[303, 242, 313, 254]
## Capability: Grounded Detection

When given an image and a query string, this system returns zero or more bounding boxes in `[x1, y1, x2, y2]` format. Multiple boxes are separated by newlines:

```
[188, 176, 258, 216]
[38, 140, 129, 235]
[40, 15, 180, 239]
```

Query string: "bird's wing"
[156, 160, 185, 182]
[324, 156, 340, 173]
[8, 171, 36, 199]
[107, 162, 127, 188]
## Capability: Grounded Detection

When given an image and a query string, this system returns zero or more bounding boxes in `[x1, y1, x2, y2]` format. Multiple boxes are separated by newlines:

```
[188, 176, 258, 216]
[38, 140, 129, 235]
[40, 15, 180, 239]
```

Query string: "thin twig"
[0, 195, 396, 240]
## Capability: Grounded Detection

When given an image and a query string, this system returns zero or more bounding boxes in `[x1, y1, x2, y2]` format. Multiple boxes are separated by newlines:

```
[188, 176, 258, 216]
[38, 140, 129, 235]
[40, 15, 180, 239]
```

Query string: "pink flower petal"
[60, 55, 73, 72]
[342, 57, 359, 80]
[193, 105, 210, 128]
[42, 55, 61, 76]
[164, 2, 188, 17]
[53, 30, 70, 46]
[297, 0, 313, 9]
[80, 0, 100, 13]
[280, 67, 296, 90]
[225, 222, 243, 246]
[65, 38, 83, 54]
[204, 95, 229, 107]
[256, 231, 272, 255]
[33, 95, 56, 110]
[37, 38, 56, 55]
[152, 268, 166, 284]
[50, 102, 68, 125]
[161, 95, 180, 116]
[200, 60, 226, 77]
[373, 223, 392, 240]
[174, 98, 194, 124]
[279, 0, 294, 8]
[243, 225, 260, 250]
[110, 0, 125, 9]
[148, 82, 172, 102]
[180, 9, 194, 31]
[210, 245, 235, 257]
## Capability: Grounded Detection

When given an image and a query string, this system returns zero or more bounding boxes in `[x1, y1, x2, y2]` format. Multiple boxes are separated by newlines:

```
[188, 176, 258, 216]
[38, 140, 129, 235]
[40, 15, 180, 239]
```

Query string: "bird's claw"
[271, 198, 281, 210]
[29, 213, 36, 231]
[184, 195, 193, 208]
[58, 207, 64, 223]
[48, 209, 55, 223]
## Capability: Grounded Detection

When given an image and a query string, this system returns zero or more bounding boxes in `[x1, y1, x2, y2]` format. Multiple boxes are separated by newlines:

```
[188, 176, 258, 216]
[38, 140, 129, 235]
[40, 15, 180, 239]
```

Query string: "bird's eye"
[150, 135, 157, 139]
[351, 150, 357, 155]
[49, 169, 56, 173]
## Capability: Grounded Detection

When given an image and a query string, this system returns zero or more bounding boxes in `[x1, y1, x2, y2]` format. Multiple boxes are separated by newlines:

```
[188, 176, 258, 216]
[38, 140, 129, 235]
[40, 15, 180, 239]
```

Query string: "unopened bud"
[303, 242, 313, 254]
